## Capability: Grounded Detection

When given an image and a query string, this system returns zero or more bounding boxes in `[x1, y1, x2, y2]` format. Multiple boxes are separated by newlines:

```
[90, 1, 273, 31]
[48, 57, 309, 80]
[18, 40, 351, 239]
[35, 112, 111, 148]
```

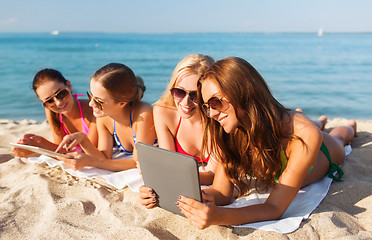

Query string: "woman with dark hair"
[56, 63, 157, 171]
[12, 69, 98, 157]
[176, 57, 356, 229]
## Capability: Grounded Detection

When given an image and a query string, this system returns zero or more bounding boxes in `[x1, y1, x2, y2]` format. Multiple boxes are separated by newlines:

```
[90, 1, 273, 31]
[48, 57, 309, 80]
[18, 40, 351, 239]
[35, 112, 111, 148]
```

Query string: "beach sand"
[0, 118, 371, 239]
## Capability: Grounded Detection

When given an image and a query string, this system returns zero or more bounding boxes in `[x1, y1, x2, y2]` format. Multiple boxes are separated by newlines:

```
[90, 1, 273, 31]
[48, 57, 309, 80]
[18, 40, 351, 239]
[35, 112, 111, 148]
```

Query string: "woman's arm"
[132, 103, 157, 163]
[45, 108, 64, 144]
[178, 115, 323, 228]
[87, 121, 98, 147]
[153, 105, 177, 151]
[199, 155, 219, 185]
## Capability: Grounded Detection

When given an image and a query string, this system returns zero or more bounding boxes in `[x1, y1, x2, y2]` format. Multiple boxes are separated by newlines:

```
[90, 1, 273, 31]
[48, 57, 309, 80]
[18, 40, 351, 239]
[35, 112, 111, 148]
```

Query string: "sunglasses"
[170, 88, 198, 103]
[42, 88, 70, 107]
[87, 90, 104, 110]
[202, 96, 230, 117]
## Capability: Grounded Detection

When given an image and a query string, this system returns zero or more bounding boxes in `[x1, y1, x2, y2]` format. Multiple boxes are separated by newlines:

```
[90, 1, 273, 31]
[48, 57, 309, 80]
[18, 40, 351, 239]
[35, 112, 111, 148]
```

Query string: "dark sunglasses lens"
[209, 97, 223, 110]
[189, 91, 198, 103]
[87, 91, 103, 110]
[87, 91, 92, 100]
[171, 88, 186, 99]
[56, 89, 69, 100]
[202, 104, 210, 116]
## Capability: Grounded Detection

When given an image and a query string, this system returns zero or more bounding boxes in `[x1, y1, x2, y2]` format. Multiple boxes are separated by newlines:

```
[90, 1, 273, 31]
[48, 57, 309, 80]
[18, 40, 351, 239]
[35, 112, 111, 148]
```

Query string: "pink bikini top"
[59, 94, 90, 151]
[174, 117, 209, 163]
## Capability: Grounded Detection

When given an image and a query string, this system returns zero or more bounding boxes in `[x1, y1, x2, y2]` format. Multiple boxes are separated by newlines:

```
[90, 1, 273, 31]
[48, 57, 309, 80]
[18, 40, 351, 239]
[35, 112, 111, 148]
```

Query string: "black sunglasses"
[170, 88, 198, 103]
[42, 88, 70, 107]
[202, 96, 230, 117]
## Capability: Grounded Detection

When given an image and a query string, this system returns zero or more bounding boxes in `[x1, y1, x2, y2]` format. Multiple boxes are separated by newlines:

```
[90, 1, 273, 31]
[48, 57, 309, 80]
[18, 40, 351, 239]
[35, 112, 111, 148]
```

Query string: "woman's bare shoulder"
[153, 103, 178, 118]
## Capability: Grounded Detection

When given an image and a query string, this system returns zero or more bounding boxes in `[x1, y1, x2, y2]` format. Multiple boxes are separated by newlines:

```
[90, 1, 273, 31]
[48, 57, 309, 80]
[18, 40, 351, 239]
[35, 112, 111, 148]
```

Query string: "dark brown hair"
[198, 57, 292, 196]
[92, 63, 145, 104]
[33, 69, 69, 133]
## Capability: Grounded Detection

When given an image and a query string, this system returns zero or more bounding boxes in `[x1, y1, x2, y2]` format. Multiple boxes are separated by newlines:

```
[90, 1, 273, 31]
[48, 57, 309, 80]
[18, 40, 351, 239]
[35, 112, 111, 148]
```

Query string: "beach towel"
[28, 145, 351, 233]
[226, 145, 352, 233]
[28, 155, 143, 192]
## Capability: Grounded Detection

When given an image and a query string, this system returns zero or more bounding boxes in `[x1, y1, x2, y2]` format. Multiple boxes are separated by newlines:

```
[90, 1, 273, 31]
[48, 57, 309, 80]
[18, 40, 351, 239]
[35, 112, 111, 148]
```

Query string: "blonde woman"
[139, 54, 218, 208]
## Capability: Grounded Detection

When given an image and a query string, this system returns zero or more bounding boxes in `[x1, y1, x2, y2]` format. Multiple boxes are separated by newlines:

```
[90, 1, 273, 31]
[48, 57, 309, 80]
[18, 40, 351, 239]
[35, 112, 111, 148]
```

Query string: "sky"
[0, 0, 371, 33]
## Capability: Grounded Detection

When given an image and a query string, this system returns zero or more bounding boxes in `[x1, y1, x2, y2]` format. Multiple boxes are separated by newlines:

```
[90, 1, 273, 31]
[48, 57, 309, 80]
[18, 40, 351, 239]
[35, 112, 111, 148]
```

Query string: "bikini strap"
[59, 113, 69, 135]
[321, 142, 344, 182]
[175, 117, 182, 138]
[74, 94, 85, 119]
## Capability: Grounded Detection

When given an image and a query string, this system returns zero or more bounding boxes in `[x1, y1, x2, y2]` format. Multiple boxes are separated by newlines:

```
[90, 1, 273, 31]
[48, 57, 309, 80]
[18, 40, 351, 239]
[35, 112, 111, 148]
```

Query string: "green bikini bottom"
[320, 142, 344, 182]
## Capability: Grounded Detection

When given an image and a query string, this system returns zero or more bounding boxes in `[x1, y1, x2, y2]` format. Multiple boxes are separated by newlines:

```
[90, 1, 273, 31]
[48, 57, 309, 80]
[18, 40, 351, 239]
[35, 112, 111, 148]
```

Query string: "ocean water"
[0, 33, 371, 121]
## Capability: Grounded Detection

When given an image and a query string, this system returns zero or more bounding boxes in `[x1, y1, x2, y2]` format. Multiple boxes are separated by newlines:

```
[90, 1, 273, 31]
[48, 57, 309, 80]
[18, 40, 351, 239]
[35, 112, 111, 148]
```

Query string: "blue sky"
[1, 0, 371, 33]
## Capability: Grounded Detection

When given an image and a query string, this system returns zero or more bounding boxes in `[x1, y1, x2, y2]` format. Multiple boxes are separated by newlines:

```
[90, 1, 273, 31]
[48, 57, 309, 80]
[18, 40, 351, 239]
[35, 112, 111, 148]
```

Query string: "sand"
[0, 118, 371, 239]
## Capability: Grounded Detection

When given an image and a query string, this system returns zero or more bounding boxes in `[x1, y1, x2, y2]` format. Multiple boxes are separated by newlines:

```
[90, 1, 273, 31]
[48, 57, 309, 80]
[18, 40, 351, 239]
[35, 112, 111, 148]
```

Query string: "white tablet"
[10, 143, 69, 159]
[136, 142, 202, 216]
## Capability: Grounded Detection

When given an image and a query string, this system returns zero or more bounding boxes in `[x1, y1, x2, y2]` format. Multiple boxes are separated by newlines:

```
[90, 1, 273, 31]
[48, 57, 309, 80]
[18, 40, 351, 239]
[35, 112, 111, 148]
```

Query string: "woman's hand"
[139, 185, 157, 209]
[177, 191, 219, 229]
[12, 134, 48, 157]
[57, 152, 91, 171]
[56, 132, 86, 152]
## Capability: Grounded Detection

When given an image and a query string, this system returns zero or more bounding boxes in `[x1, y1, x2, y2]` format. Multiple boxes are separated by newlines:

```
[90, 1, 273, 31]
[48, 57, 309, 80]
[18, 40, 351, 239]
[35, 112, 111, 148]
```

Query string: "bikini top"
[275, 145, 314, 181]
[113, 112, 136, 154]
[59, 94, 90, 136]
[174, 117, 209, 163]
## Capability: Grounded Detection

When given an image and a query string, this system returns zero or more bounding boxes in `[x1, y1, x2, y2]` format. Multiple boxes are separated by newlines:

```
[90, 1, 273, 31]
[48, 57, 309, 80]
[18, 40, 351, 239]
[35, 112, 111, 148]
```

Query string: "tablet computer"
[10, 143, 69, 159]
[136, 142, 202, 216]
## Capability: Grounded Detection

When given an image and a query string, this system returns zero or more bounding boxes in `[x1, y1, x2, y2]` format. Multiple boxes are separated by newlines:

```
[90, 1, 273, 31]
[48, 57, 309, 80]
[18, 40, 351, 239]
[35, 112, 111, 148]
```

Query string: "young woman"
[56, 63, 157, 172]
[139, 54, 219, 209]
[176, 57, 356, 229]
[12, 69, 98, 157]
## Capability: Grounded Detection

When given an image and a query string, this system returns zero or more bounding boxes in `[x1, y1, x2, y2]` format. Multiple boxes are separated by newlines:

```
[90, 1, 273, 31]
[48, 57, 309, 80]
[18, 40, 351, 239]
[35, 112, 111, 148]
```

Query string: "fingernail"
[153, 198, 157, 203]
[178, 195, 181, 200]
[175, 201, 179, 206]
[149, 189, 153, 193]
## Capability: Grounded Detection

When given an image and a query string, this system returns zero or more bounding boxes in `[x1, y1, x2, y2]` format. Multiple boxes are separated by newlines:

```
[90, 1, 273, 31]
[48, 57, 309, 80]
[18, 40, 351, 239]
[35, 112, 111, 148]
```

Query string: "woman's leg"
[302, 120, 356, 187]
[295, 108, 327, 131]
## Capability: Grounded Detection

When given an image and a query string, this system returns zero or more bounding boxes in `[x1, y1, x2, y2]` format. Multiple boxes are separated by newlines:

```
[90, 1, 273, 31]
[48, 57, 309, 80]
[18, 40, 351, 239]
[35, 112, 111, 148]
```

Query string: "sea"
[0, 32, 371, 121]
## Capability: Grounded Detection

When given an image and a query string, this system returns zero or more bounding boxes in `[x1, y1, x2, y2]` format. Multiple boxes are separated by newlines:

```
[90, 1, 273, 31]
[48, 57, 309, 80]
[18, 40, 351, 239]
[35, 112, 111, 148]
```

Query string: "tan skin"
[139, 74, 218, 209]
[176, 79, 356, 229]
[12, 80, 98, 157]
[55, 80, 157, 172]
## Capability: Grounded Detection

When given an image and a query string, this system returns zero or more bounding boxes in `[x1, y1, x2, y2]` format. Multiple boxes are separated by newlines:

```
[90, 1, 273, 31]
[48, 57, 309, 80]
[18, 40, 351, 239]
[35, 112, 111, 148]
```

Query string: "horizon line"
[1, 31, 372, 35]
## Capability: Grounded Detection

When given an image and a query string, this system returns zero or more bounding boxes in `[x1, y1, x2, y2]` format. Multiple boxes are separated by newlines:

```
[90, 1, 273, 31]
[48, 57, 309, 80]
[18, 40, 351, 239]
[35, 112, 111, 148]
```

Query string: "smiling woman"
[55, 63, 157, 172]
[139, 54, 221, 209]
[12, 69, 98, 157]
[176, 57, 357, 229]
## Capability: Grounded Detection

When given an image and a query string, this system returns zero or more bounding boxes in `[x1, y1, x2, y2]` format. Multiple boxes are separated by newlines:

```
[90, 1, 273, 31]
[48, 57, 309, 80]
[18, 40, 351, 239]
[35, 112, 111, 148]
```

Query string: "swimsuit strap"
[74, 94, 90, 135]
[174, 117, 182, 138]
[321, 142, 344, 181]
[59, 94, 90, 136]
[129, 110, 136, 141]
[59, 113, 69, 135]
[112, 110, 135, 153]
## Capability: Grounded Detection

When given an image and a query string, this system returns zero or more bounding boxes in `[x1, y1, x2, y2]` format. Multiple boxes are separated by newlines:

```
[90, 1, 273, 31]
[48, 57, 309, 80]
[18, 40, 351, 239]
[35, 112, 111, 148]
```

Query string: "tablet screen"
[10, 143, 69, 159]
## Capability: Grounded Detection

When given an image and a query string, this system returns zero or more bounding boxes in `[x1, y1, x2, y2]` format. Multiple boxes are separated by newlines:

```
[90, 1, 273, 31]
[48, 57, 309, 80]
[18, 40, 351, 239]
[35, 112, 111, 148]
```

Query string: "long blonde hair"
[157, 54, 214, 107]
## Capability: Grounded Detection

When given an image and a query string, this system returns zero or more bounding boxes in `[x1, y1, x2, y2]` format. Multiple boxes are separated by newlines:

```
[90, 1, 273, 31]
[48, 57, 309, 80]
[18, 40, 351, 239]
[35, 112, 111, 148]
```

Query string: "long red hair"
[198, 57, 293, 196]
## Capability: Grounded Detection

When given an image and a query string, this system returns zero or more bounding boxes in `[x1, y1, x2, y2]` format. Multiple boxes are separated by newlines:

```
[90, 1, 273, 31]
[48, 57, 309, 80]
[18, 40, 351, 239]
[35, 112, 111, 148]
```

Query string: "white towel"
[28, 145, 352, 233]
[28, 155, 144, 192]
[226, 145, 352, 233]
